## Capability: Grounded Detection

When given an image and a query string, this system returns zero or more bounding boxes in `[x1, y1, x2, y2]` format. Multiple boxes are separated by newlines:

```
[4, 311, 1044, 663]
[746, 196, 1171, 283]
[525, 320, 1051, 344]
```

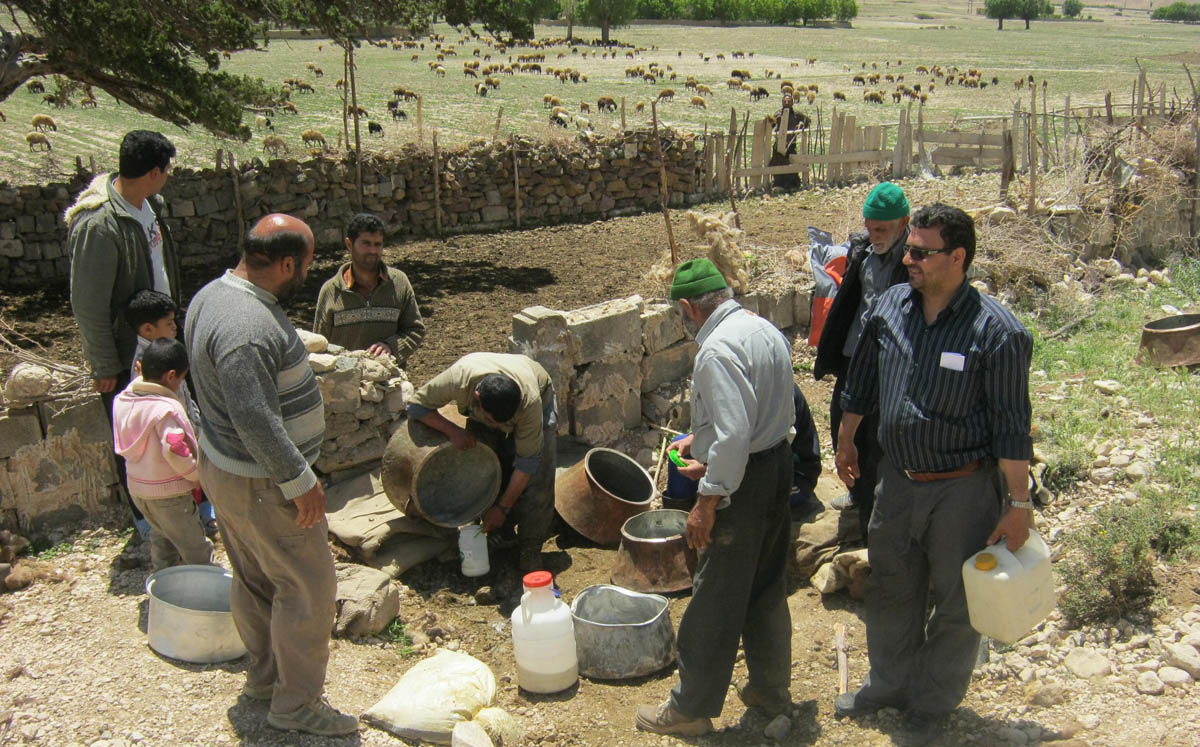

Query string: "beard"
[277, 268, 305, 302]
[683, 314, 702, 339]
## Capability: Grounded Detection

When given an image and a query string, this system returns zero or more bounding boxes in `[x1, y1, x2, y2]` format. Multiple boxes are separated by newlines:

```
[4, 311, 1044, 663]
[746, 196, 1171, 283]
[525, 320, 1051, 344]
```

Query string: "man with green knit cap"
[635, 258, 796, 736]
[813, 181, 911, 539]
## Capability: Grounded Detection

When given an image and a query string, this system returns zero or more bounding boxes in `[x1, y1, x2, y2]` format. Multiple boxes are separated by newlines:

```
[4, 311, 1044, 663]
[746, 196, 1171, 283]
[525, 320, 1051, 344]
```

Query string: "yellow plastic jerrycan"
[962, 530, 1055, 645]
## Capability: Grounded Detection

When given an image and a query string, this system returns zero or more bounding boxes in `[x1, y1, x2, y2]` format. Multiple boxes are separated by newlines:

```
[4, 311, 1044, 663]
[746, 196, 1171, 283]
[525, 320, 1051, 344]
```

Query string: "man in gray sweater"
[186, 214, 356, 737]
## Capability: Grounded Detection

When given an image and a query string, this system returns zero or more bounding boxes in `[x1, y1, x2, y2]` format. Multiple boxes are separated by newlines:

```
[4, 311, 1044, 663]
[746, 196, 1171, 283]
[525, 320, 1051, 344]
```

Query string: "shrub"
[1057, 502, 1160, 626]
[1151, 1, 1200, 21]
[1062, 0, 1083, 16]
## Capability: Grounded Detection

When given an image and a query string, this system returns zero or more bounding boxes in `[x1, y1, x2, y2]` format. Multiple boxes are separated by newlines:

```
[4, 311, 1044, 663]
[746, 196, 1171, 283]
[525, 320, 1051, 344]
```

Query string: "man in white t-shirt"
[67, 130, 180, 397]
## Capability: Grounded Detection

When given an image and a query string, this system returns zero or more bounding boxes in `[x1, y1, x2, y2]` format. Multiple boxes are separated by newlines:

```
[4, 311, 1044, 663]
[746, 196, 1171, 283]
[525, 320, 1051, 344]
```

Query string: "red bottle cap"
[523, 571, 553, 588]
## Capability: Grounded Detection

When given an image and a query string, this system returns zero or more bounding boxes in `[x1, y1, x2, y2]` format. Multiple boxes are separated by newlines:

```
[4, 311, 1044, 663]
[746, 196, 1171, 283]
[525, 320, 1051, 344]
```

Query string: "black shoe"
[737, 683, 791, 719]
[892, 710, 944, 747]
[833, 689, 884, 719]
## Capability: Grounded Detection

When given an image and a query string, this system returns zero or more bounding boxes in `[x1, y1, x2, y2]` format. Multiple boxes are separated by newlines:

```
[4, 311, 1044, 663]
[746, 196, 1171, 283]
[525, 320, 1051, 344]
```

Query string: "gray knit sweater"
[185, 271, 324, 499]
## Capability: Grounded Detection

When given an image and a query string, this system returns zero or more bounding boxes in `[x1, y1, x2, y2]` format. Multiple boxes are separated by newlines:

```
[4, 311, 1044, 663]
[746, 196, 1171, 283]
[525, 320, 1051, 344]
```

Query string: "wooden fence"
[698, 71, 1196, 198]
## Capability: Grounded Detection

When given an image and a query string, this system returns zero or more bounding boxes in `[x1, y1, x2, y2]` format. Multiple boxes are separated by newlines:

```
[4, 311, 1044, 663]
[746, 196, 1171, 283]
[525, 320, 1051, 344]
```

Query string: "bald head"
[244, 213, 314, 271]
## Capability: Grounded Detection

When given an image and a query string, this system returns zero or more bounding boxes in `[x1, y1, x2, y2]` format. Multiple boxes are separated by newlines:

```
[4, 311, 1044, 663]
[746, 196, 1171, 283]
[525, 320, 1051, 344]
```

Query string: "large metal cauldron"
[555, 448, 654, 546]
[1137, 313, 1200, 367]
[145, 565, 247, 664]
[570, 585, 676, 680]
[381, 416, 501, 527]
[611, 509, 697, 594]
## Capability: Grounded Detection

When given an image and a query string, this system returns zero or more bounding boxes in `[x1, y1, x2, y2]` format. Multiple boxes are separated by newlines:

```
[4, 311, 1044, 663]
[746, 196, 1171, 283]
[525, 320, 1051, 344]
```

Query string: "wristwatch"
[1009, 499, 1034, 510]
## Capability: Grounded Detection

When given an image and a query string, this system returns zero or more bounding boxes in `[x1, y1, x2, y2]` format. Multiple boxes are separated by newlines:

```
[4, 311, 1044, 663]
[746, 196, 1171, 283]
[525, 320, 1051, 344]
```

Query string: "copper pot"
[611, 509, 696, 594]
[554, 448, 654, 546]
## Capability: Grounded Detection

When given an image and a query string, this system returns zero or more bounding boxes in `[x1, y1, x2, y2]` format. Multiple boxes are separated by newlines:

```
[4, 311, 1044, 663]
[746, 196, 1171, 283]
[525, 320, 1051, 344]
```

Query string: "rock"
[1089, 467, 1118, 485]
[297, 329, 328, 353]
[1093, 379, 1122, 395]
[1125, 462, 1149, 481]
[1077, 713, 1101, 730]
[763, 714, 791, 741]
[998, 726, 1028, 744]
[1064, 648, 1111, 679]
[988, 206, 1017, 224]
[1023, 681, 1068, 707]
[358, 357, 393, 382]
[3, 363, 53, 401]
[1136, 670, 1165, 695]
[308, 353, 337, 373]
[474, 586, 497, 605]
[1164, 642, 1200, 678]
[1157, 666, 1192, 687]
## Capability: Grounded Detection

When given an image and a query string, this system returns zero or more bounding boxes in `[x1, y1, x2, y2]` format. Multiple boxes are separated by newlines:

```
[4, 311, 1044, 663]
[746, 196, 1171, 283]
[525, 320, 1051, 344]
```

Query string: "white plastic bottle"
[458, 524, 489, 577]
[510, 571, 578, 693]
[962, 530, 1056, 644]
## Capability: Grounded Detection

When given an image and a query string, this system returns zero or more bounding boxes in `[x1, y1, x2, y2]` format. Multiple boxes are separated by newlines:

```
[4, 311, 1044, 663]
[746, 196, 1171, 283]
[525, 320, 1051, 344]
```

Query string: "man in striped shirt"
[187, 214, 357, 737]
[832, 204, 1033, 746]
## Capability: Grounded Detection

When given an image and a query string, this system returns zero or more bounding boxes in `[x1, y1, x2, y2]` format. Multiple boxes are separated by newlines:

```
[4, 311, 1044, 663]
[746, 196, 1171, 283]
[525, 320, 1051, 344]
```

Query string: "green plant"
[1062, 0, 1083, 17]
[384, 618, 417, 656]
[914, 11, 935, 18]
[1057, 502, 1160, 626]
[34, 540, 72, 559]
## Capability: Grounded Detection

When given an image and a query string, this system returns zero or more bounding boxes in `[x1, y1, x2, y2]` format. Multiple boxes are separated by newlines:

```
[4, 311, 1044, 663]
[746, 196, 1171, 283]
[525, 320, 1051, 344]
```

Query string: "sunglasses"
[904, 244, 956, 261]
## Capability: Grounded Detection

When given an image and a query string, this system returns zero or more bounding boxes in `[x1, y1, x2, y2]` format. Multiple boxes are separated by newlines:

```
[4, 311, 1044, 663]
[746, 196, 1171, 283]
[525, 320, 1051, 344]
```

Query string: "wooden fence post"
[512, 136, 521, 229]
[229, 154, 245, 253]
[1000, 120, 1014, 200]
[431, 131, 441, 236]
[1105, 91, 1113, 126]
[493, 107, 503, 143]
[417, 96, 424, 143]
[650, 101, 679, 263]
[1028, 85, 1038, 215]
[620, 97, 626, 131]
[1041, 83, 1049, 173]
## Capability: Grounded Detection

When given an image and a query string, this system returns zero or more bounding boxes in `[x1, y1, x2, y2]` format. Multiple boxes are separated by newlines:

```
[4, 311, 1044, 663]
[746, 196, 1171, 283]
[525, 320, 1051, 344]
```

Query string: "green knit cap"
[862, 182, 910, 221]
[670, 258, 728, 301]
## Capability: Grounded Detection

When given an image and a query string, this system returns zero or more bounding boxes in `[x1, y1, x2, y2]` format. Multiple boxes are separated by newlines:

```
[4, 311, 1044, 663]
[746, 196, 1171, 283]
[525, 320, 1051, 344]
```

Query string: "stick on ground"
[834, 622, 849, 695]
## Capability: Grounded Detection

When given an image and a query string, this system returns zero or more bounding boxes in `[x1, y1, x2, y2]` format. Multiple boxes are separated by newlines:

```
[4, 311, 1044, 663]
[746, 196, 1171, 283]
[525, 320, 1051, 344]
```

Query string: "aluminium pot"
[145, 565, 247, 664]
[570, 584, 676, 680]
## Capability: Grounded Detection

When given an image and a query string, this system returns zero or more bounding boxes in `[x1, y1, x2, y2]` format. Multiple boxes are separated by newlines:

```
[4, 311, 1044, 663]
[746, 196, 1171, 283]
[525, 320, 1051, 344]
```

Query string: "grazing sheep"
[852, 75, 866, 85]
[657, 88, 674, 101]
[0, 110, 5, 122]
[806, 91, 816, 105]
[255, 115, 273, 130]
[350, 106, 368, 116]
[281, 101, 298, 114]
[26, 132, 51, 151]
[485, 77, 500, 89]
[574, 115, 591, 130]
[580, 101, 591, 113]
[696, 84, 712, 97]
[262, 135, 288, 156]
[549, 111, 569, 128]
[635, 101, 645, 113]
[464, 66, 478, 78]
[475, 82, 488, 96]
[435, 65, 446, 77]
[301, 129, 326, 148]
[368, 121, 384, 137]
[833, 91, 847, 101]
[596, 96, 617, 112]
[80, 95, 98, 108]
[26, 81, 44, 94]
[726, 78, 742, 89]
[391, 108, 408, 121]
[31, 114, 56, 132]
[312, 68, 323, 78]
[296, 82, 314, 93]
[690, 95, 706, 109]
[543, 93, 555, 108]
[749, 87, 769, 101]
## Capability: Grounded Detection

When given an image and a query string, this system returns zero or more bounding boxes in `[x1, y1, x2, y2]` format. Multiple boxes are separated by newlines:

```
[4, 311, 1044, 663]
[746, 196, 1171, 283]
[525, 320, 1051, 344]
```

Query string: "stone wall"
[509, 284, 813, 462]
[0, 129, 707, 288]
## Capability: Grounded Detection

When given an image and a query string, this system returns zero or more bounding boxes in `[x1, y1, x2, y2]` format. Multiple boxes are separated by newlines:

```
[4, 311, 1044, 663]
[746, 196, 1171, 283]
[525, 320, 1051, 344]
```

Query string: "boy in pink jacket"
[112, 338, 213, 571]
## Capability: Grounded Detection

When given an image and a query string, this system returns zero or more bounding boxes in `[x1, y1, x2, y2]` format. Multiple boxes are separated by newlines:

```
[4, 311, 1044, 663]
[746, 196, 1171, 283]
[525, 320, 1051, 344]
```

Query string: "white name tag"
[940, 352, 966, 371]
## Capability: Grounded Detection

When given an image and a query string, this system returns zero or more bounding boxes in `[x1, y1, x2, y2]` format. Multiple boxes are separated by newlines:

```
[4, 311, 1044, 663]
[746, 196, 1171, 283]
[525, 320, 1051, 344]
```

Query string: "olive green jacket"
[65, 174, 181, 380]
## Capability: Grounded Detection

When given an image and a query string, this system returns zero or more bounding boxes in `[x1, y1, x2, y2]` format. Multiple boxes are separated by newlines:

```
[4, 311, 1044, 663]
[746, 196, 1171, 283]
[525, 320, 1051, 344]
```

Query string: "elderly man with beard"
[635, 259, 796, 736]
[186, 214, 357, 736]
[813, 182, 911, 540]
[313, 213, 425, 366]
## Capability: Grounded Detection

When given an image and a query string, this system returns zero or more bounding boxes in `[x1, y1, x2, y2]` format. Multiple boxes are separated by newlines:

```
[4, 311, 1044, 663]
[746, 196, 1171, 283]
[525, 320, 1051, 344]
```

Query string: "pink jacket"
[112, 378, 199, 499]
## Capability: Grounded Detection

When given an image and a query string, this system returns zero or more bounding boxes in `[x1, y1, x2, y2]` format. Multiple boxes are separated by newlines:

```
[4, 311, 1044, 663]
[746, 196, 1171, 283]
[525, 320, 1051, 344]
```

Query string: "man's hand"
[93, 376, 117, 393]
[448, 425, 476, 450]
[673, 433, 694, 457]
[677, 458, 707, 481]
[685, 497, 718, 551]
[293, 482, 327, 529]
[481, 505, 507, 533]
[835, 443, 860, 488]
[367, 342, 393, 358]
[988, 506, 1030, 552]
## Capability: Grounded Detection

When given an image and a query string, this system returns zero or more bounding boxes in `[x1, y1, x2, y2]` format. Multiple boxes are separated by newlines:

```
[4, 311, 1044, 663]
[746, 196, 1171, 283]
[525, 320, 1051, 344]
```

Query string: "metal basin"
[145, 565, 247, 664]
[555, 448, 654, 546]
[611, 509, 697, 594]
[570, 584, 676, 680]
[382, 415, 502, 527]
[1138, 313, 1200, 367]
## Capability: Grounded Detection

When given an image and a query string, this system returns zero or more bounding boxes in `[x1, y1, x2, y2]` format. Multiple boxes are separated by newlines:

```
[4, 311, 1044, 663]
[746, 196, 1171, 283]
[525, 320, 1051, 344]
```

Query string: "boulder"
[1136, 670, 1165, 695]
[297, 329, 329, 353]
[3, 364, 53, 402]
[1164, 642, 1200, 678]
[1064, 648, 1112, 679]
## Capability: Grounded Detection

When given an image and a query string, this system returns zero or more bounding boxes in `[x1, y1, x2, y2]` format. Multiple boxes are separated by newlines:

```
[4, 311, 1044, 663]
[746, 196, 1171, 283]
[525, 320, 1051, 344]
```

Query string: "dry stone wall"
[509, 284, 813, 459]
[0, 130, 707, 288]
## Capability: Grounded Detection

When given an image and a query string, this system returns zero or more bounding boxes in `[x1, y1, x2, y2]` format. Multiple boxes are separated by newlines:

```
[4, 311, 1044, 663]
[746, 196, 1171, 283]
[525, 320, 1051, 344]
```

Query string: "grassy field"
[1, 0, 1197, 183]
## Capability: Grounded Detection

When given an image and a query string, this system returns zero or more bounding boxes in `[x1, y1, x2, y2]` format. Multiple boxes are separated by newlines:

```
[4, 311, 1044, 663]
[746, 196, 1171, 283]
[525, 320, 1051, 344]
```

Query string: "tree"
[0, 0, 280, 138]
[1017, 0, 1052, 27]
[581, 0, 637, 44]
[443, 0, 556, 40]
[834, 0, 858, 22]
[797, 0, 832, 26]
[1062, 0, 1083, 17]
[985, 0, 1020, 28]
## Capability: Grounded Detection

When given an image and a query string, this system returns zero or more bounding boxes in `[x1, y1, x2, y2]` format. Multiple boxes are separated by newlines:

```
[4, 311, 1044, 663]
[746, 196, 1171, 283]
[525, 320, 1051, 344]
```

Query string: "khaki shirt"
[408, 353, 551, 461]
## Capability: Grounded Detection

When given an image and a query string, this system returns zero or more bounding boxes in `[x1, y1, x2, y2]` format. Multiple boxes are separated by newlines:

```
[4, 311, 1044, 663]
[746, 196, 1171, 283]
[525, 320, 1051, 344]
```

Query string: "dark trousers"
[830, 372, 881, 540]
[670, 440, 792, 718]
[858, 458, 1002, 715]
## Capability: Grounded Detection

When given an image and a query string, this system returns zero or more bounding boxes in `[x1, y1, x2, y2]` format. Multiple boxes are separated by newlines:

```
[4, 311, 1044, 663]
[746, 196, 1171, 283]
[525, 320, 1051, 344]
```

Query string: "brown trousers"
[131, 493, 213, 572]
[198, 454, 337, 714]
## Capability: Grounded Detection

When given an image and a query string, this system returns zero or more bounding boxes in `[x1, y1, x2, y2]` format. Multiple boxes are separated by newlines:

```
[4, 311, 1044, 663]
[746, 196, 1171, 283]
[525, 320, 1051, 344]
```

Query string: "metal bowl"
[570, 584, 676, 680]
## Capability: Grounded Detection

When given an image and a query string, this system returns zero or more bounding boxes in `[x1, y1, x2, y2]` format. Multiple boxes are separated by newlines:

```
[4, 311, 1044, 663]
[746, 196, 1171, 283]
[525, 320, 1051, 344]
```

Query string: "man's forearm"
[998, 458, 1031, 502]
[837, 412, 864, 451]
[417, 410, 459, 438]
[499, 469, 532, 510]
